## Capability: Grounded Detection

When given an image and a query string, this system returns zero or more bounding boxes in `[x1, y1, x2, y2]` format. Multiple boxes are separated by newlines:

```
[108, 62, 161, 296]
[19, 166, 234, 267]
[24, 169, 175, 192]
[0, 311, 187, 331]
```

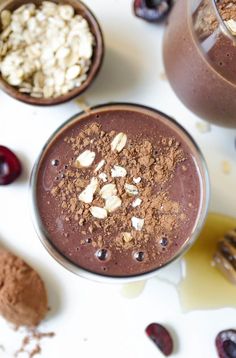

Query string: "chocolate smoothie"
[163, 0, 236, 127]
[34, 104, 207, 277]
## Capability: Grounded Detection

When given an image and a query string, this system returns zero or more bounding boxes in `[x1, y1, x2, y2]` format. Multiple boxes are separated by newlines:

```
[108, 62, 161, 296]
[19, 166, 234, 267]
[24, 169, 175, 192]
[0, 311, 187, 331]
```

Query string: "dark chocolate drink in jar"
[163, 0, 236, 128]
[32, 104, 209, 278]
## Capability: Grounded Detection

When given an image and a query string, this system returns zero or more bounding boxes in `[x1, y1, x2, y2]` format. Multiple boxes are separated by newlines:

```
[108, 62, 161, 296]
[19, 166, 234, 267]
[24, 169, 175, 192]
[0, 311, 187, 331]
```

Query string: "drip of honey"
[178, 212, 236, 311]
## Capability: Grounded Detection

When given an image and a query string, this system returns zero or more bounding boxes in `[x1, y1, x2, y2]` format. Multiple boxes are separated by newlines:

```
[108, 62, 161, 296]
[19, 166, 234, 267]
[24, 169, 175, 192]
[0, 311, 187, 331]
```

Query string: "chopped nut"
[105, 196, 122, 213]
[111, 132, 127, 152]
[100, 183, 117, 199]
[98, 172, 108, 182]
[124, 183, 138, 196]
[90, 206, 107, 219]
[111, 165, 127, 178]
[133, 177, 141, 184]
[79, 218, 85, 226]
[131, 217, 144, 231]
[75, 150, 96, 168]
[132, 198, 142, 208]
[122, 232, 133, 243]
[94, 159, 105, 172]
[78, 177, 98, 203]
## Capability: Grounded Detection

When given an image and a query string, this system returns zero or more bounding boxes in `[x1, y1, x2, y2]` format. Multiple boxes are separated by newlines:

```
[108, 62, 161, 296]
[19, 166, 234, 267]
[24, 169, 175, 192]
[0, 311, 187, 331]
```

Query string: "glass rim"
[30, 102, 210, 284]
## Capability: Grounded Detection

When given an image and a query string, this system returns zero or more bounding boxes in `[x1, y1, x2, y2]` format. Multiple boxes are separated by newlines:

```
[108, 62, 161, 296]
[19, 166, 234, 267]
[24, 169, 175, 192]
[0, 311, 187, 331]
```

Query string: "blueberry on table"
[216, 330, 236, 358]
[0, 146, 22, 185]
[133, 0, 173, 22]
[145, 323, 173, 356]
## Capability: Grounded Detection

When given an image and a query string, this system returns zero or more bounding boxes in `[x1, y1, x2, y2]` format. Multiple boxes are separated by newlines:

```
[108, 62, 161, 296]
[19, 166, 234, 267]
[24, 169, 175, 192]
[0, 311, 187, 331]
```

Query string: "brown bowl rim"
[0, 0, 104, 106]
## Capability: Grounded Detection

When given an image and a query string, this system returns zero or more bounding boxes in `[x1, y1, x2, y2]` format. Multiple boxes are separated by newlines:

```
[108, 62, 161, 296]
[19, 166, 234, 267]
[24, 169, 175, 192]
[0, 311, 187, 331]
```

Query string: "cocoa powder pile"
[0, 249, 48, 327]
[51, 122, 186, 258]
[0, 249, 55, 357]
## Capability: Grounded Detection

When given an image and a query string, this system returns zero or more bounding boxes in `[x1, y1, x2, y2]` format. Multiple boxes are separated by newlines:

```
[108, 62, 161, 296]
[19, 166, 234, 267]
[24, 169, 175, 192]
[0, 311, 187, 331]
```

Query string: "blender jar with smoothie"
[163, 0, 236, 127]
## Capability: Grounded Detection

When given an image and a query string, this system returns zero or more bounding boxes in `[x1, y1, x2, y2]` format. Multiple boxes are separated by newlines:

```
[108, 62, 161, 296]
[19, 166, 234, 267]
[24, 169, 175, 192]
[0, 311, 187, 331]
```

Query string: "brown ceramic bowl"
[0, 0, 104, 105]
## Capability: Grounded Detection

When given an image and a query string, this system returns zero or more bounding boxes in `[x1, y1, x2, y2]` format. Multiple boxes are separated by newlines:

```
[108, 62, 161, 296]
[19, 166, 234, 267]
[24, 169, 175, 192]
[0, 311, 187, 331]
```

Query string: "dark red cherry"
[145, 323, 173, 356]
[216, 330, 236, 358]
[133, 0, 173, 22]
[0, 146, 22, 185]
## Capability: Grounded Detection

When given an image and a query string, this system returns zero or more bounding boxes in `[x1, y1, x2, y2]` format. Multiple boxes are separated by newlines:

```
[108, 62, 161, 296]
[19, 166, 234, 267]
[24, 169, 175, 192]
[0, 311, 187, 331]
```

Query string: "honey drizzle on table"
[178, 213, 236, 311]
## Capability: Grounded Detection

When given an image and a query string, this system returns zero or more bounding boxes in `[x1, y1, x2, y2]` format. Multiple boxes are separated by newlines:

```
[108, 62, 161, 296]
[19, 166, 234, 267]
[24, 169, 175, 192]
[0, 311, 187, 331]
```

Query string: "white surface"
[0, 0, 236, 357]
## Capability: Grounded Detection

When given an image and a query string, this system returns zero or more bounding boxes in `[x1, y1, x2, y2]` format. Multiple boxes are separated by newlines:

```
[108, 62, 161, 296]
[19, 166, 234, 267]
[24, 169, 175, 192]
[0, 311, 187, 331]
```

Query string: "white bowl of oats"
[0, 0, 104, 105]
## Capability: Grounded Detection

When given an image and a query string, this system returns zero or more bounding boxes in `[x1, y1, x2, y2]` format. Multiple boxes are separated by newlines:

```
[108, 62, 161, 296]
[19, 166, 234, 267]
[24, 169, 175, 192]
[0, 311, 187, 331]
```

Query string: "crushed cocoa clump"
[50, 122, 186, 257]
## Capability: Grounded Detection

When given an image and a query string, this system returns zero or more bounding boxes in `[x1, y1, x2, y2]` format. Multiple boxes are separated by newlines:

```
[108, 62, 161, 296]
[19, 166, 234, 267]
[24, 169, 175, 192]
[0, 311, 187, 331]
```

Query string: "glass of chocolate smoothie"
[31, 103, 210, 282]
[163, 0, 236, 128]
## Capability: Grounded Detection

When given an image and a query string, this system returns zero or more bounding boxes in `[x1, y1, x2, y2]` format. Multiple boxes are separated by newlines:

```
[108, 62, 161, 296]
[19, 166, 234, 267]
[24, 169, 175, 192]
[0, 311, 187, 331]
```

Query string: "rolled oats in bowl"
[0, 1, 95, 98]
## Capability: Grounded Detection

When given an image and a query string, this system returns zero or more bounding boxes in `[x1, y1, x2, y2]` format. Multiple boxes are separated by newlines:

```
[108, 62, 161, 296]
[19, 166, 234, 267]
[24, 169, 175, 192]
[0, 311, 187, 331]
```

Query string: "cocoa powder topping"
[50, 122, 186, 256]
